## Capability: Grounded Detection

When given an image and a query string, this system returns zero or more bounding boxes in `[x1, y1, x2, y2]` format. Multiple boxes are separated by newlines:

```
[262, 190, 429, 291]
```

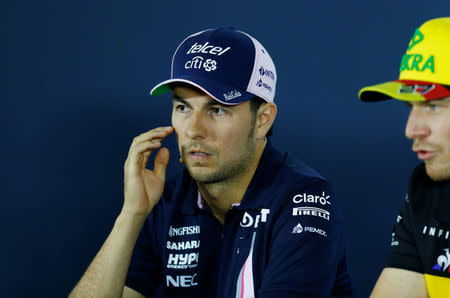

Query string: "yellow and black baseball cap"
[359, 17, 450, 102]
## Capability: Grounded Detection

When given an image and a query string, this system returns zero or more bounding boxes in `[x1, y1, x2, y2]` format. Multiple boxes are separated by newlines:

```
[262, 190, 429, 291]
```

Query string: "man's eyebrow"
[205, 99, 232, 108]
[172, 95, 189, 105]
[172, 96, 232, 108]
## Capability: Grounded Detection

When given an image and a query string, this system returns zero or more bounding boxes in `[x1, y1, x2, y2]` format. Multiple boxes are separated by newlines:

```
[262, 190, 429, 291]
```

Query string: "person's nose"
[405, 107, 431, 140]
[186, 111, 207, 140]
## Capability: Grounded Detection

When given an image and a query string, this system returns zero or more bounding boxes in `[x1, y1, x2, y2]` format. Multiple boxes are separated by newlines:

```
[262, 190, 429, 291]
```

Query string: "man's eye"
[424, 104, 440, 112]
[176, 104, 189, 112]
[211, 107, 226, 115]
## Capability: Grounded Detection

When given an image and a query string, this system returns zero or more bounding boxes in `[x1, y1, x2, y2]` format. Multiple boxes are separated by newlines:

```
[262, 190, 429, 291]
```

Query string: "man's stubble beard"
[183, 122, 258, 185]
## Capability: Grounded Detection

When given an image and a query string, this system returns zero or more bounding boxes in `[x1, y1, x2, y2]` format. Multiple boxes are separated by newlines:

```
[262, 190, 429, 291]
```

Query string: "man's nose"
[405, 107, 430, 140]
[186, 112, 207, 140]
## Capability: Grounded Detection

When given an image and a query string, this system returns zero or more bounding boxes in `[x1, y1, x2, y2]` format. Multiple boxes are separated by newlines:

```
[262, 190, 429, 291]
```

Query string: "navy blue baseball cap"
[150, 27, 277, 105]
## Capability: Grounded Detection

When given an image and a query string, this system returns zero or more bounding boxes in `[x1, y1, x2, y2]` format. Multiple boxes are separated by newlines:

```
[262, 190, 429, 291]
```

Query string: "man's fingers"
[125, 126, 173, 177]
[141, 151, 151, 170]
[153, 147, 170, 182]
[129, 126, 173, 150]
[127, 141, 162, 174]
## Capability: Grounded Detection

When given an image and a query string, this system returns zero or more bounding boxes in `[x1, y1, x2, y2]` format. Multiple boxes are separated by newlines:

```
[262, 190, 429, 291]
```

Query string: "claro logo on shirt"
[166, 274, 198, 287]
[240, 209, 270, 228]
[292, 192, 331, 205]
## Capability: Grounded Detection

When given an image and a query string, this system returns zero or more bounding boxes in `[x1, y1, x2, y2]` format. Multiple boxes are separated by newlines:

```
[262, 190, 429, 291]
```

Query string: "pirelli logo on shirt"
[292, 207, 330, 221]
[291, 191, 332, 221]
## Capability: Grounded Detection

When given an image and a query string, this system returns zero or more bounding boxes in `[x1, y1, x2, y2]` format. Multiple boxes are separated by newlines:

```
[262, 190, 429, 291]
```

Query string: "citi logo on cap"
[185, 56, 218, 72]
[186, 42, 231, 56]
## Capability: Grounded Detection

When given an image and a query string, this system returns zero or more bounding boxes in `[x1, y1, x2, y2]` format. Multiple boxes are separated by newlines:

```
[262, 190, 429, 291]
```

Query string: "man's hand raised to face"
[123, 126, 174, 217]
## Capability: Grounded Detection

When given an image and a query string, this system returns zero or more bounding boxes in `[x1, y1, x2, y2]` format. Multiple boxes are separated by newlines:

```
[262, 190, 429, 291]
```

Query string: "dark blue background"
[5, 1, 450, 296]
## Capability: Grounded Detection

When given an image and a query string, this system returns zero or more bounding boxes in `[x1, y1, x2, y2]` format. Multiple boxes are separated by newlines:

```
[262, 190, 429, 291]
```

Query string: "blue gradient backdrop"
[5, 1, 450, 296]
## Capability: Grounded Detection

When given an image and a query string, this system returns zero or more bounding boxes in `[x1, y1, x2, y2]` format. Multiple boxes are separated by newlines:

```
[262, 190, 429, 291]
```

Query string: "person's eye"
[424, 104, 440, 112]
[211, 107, 227, 115]
[175, 104, 189, 112]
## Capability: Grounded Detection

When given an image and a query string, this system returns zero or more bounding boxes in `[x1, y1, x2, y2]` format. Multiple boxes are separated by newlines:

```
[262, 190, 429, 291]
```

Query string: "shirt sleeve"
[257, 180, 354, 298]
[125, 205, 164, 297]
[386, 195, 423, 273]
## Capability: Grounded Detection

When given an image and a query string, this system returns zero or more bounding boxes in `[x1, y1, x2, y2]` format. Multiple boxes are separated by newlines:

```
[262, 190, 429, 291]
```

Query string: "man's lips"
[188, 150, 212, 160]
[413, 148, 436, 160]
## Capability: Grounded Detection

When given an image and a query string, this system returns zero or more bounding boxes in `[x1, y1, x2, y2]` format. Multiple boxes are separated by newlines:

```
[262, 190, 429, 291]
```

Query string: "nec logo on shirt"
[166, 274, 198, 288]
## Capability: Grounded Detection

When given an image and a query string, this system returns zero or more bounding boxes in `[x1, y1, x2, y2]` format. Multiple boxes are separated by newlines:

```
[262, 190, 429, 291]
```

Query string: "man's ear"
[255, 102, 277, 139]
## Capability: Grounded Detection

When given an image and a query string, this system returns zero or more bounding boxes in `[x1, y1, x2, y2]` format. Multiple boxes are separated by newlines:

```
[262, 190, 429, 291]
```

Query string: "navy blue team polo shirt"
[125, 140, 355, 297]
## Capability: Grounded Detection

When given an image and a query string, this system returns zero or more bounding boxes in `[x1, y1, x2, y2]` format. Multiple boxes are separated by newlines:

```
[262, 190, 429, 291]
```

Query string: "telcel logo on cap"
[186, 42, 231, 56]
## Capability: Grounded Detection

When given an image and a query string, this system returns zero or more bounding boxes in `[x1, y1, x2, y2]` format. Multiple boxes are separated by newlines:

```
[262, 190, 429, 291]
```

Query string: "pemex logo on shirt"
[432, 248, 450, 272]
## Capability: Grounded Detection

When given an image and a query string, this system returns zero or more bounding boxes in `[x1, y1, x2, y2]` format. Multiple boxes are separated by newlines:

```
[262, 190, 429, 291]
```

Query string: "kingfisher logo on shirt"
[432, 248, 450, 272]
[168, 225, 200, 237]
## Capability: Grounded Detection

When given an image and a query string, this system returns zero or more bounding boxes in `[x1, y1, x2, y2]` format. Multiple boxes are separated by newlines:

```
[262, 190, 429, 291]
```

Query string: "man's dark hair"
[249, 96, 273, 137]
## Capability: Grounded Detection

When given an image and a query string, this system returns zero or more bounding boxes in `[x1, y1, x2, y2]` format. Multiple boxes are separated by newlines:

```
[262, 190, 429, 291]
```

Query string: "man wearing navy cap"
[70, 28, 354, 297]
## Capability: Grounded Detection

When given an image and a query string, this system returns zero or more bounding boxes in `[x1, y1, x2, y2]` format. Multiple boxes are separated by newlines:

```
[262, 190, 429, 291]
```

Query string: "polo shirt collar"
[235, 139, 285, 210]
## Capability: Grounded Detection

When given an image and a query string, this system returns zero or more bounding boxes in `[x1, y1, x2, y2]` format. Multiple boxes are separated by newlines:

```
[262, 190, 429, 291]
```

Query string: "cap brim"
[150, 76, 255, 105]
[359, 80, 450, 102]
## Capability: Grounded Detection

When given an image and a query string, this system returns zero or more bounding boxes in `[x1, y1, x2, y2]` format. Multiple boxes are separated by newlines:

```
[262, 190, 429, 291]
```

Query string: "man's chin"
[186, 167, 221, 184]
[425, 163, 450, 181]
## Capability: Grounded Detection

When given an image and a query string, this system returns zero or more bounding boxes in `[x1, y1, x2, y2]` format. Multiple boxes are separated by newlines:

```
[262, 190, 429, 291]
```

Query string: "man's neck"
[198, 139, 267, 224]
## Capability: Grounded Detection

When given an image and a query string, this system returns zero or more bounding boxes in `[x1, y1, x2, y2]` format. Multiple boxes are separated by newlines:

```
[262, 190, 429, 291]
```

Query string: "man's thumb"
[153, 148, 170, 182]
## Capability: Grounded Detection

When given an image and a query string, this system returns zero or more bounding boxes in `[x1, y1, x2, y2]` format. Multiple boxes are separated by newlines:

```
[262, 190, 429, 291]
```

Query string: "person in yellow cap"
[359, 17, 450, 297]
